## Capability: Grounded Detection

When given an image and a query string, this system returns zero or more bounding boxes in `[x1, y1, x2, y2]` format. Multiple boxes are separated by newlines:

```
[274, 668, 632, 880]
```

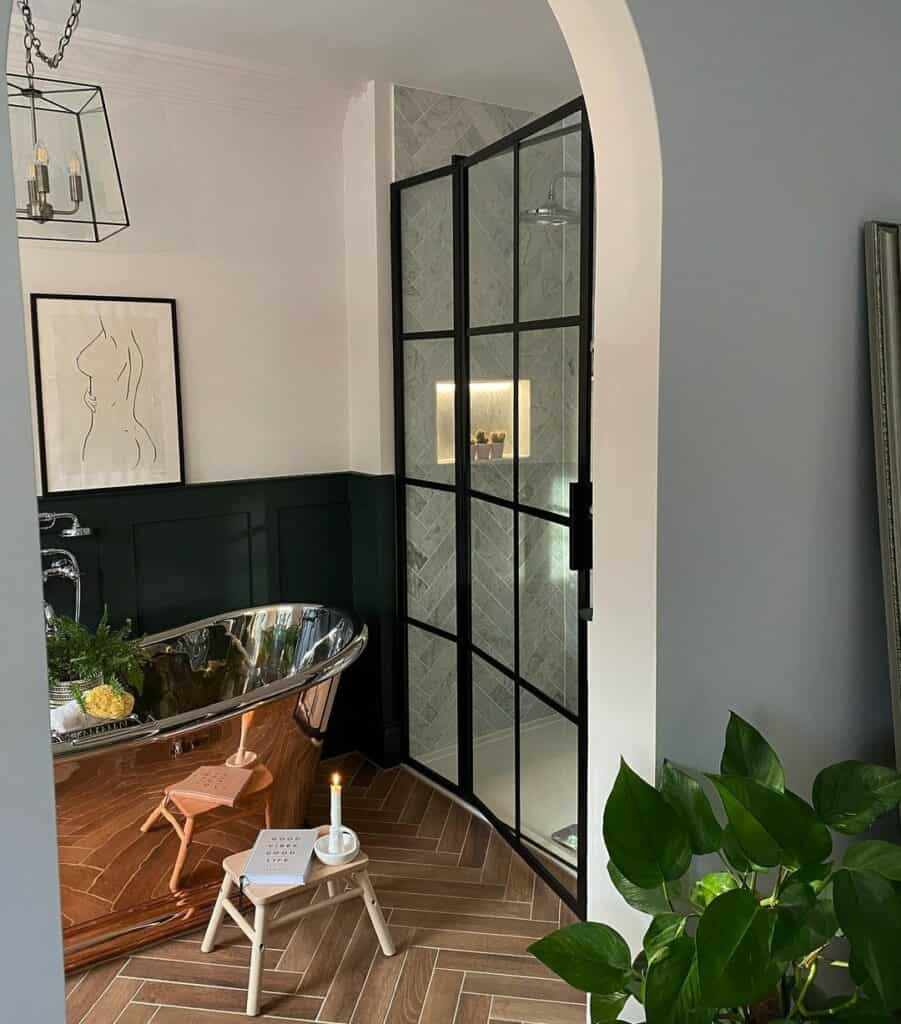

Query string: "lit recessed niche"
[435, 379, 531, 464]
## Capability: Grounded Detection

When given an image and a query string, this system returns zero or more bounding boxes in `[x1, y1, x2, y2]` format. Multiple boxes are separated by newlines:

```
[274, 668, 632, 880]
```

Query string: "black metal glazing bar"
[576, 99, 594, 917]
[402, 477, 456, 495]
[467, 488, 570, 528]
[452, 155, 474, 796]
[512, 138, 522, 842]
[463, 97, 584, 168]
[406, 616, 458, 645]
[519, 122, 582, 151]
[390, 180, 411, 761]
[399, 330, 455, 342]
[472, 643, 579, 726]
[469, 314, 580, 338]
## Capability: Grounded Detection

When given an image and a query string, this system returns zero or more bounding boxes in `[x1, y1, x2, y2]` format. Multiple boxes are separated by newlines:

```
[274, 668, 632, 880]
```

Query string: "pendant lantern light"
[8, 0, 128, 241]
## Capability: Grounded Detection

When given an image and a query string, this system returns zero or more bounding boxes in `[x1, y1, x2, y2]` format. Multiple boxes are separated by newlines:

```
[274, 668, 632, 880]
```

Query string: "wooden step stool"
[201, 845, 395, 1016]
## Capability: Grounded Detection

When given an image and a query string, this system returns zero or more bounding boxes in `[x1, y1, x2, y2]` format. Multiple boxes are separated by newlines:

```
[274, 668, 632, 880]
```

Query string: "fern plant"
[529, 713, 901, 1024]
[46, 610, 148, 710]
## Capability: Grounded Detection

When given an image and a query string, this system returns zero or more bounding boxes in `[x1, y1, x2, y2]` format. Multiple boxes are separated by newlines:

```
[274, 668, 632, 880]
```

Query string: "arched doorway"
[0, 0, 661, 1013]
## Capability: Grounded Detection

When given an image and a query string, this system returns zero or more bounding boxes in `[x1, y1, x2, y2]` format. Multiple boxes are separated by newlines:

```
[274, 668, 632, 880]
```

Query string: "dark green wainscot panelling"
[38, 472, 400, 764]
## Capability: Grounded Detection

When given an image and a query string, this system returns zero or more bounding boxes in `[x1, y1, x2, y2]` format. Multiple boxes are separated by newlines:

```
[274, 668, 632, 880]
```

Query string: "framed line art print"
[31, 294, 184, 495]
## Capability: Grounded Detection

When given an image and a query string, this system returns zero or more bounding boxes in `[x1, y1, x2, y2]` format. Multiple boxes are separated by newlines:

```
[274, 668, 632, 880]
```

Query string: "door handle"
[569, 481, 593, 572]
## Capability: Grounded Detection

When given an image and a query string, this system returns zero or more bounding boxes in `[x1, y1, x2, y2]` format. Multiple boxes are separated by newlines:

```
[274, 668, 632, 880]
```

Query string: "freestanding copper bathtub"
[51, 604, 366, 970]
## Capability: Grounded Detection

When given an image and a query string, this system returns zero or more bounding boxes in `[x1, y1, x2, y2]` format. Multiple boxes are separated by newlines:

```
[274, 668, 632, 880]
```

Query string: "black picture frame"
[31, 293, 185, 496]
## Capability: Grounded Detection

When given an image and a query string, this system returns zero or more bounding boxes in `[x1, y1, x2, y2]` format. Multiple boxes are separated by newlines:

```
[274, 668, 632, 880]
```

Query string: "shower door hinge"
[569, 481, 593, 572]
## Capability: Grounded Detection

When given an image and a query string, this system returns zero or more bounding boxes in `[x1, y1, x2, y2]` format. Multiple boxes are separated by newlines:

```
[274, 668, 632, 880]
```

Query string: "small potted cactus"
[473, 428, 490, 461]
[489, 430, 507, 460]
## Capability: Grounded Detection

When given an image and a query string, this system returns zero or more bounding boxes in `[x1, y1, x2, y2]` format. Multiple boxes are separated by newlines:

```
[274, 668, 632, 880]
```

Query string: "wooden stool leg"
[169, 814, 195, 893]
[263, 796, 271, 830]
[356, 870, 395, 956]
[201, 874, 234, 953]
[140, 796, 168, 833]
[246, 903, 268, 1016]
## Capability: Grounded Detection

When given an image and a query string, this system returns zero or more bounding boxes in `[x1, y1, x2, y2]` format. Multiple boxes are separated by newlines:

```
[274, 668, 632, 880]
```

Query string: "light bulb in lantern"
[69, 155, 81, 177]
[34, 140, 49, 166]
[27, 161, 36, 180]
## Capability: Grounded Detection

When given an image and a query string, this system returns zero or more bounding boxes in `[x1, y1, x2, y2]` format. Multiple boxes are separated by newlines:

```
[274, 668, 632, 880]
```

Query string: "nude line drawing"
[76, 315, 158, 471]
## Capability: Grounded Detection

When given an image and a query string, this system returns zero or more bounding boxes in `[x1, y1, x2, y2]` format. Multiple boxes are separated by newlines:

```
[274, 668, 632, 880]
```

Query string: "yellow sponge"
[84, 684, 134, 720]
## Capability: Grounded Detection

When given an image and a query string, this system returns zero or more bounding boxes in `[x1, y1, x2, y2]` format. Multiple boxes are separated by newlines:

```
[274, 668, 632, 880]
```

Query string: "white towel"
[49, 700, 103, 735]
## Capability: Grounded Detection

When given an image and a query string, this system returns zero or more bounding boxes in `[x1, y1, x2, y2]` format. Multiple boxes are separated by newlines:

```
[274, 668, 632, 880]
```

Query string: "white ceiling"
[72, 0, 579, 112]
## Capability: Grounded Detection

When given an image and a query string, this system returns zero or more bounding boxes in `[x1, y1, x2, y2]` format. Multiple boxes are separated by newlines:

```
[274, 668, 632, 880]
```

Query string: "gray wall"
[0, 0, 67, 1010]
[627, 0, 900, 793]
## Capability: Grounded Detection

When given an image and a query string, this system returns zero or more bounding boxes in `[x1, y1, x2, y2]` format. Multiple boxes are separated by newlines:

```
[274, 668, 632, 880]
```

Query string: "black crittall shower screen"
[391, 97, 594, 914]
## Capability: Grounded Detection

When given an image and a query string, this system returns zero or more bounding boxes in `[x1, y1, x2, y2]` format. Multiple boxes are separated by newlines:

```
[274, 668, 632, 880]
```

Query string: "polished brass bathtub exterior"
[53, 604, 366, 970]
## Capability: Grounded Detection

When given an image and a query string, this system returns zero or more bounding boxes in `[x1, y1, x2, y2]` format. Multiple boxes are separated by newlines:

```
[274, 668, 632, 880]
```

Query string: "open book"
[240, 829, 318, 887]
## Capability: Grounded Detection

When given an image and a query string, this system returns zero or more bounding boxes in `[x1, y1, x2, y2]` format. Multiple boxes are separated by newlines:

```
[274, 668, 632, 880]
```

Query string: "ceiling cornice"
[6, 24, 354, 112]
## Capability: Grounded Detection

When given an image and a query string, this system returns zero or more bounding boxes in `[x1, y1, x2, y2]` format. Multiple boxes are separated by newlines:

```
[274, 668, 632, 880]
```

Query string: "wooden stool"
[140, 764, 274, 893]
[201, 846, 395, 1016]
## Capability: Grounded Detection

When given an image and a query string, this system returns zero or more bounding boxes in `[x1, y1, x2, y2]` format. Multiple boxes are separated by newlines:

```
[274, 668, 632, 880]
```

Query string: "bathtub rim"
[51, 602, 367, 762]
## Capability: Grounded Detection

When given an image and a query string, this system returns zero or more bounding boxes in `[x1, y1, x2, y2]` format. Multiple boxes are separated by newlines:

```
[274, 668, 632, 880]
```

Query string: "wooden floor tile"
[489, 995, 585, 1023]
[384, 945, 437, 1024]
[420, 967, 463, 1022]
[455, 992, 492, 1024]
[64, 757, 581, 1024]
[135, 980, 322, 1019]
[438, 802, 471, 854]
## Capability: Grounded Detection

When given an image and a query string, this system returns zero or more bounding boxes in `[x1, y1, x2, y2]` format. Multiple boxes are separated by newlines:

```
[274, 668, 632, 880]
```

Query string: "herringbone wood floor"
[64, 753, 583, 1024]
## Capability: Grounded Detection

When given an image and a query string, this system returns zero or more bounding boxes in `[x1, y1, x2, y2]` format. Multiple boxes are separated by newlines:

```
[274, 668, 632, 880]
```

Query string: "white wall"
[343, 80, 395, 476]
[17, 31, 353, 491]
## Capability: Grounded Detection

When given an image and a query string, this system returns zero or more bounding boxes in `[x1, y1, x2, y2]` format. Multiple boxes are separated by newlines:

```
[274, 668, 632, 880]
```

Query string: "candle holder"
[313, 824, 360, 866]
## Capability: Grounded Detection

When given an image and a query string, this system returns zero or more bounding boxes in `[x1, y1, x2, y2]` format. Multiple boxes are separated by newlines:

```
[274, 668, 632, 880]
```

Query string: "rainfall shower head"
[39, 511, 92, 537]
[520, 170, 581, 227]
[520, 196, 580, 227]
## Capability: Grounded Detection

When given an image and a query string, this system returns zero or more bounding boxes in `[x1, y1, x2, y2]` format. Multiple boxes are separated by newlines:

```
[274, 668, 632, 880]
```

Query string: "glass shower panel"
[520, 692, 578, 871]
[469, 152, 514, 328]
[519, 127, 582, 322]
[401, 176, 454, 333]
[406, 485, 456, 633]
[408, 623, 458, 783]
[518, 327, 579, 515]
[471, 498, 514, 668]
[404, 338, 455, 486]
[472, 654, 515, 827]
[470, 332, 515, 500]
[518, 513, 579, 714]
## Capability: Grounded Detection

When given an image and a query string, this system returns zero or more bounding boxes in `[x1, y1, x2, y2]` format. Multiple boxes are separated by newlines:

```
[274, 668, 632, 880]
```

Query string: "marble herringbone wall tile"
[406, 485, 457, 633]
[404, 337, 455, 486]
[519, 514, 577, 713]
[408, 625, 458, 767]
[471, 499, 514, 671]
[394, 85, 534, 179]
[400, 175, 454, 333]
[518, 327, 580, 519]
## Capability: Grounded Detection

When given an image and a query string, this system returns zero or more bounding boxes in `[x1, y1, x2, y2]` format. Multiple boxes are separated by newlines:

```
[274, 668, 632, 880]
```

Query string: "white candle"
[329, 772, 342, 853]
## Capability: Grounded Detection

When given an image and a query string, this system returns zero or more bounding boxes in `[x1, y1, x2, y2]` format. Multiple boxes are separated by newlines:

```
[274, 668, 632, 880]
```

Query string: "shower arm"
[548, 171, 581, 203]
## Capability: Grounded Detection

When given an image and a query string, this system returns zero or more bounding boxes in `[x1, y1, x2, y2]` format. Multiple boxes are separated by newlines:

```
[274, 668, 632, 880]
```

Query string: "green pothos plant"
[529, 713, 901, 1024]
